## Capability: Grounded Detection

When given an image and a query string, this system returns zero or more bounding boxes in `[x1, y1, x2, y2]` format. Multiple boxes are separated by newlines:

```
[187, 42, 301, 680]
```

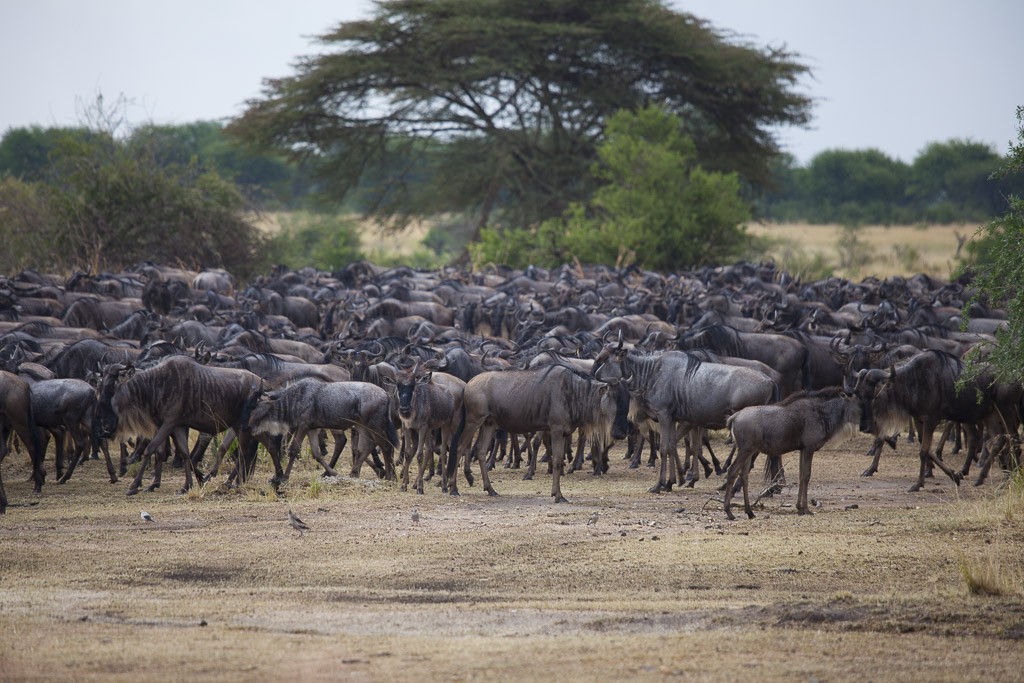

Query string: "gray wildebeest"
[723, 388, 861, 520]
[384, 362, 465, 494]
[446, 364, 629, 503]
[591, 345, 778, 492]
[246, 378, 399, 485]
[0, 371, 45, 513]
[852, 349, 1001, 492]
[95, 356, 263, 495]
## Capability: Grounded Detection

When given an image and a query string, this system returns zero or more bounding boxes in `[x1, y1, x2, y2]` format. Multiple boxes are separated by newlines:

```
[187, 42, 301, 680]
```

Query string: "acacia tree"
[229, 0, 811, 234]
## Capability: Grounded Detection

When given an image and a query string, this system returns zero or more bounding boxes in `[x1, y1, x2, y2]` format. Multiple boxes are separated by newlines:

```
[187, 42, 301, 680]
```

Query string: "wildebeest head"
[387, 364, 433, 419]
[94, 363, 135, 438]
[848, 367, 895, 434]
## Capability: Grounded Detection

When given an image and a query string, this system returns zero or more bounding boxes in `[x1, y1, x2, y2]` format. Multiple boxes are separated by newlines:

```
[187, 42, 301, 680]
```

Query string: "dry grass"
[2, 431, 1024, 681]
[747, 221, 978, 280]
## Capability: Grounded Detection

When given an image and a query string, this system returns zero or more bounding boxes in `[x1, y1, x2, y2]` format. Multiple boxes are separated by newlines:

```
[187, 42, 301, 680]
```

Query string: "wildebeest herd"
[0, 259, 1018, 520]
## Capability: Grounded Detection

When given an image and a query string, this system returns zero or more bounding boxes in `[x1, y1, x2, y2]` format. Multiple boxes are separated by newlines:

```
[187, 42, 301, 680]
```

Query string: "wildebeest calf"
[723, 388, 861, 520]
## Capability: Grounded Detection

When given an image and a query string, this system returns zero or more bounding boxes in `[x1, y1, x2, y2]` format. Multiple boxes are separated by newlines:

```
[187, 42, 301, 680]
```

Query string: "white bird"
[288, 509, 310, 535]
[587, 511, 599, 526]
[140, 510, 155, 523]
[411, 509, 420, 523]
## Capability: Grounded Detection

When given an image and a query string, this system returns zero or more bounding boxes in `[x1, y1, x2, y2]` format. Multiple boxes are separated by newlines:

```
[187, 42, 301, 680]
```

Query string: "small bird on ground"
[411, 509, 420, 523]
[288, 509, 310, 535]
[587, 511, 599, 526]
[140, 510, 155, 523]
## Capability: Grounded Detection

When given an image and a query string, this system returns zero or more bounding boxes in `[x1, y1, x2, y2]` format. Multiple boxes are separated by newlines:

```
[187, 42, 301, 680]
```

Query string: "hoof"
[449, 489, 460, 497]
[126, 488, 139, 496]
[486, 488, 499, 497]
[860, 469, 876, 478]
[522, 474, 533, 481]
[109, 477, 118, 484]
[908, 482, 922, 493]
[553, 495, 569, 503]
[146, 484, 160, 493]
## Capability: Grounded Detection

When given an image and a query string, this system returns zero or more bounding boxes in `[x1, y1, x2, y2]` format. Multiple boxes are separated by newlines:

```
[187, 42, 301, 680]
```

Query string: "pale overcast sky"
[2, 1, 1021, 164]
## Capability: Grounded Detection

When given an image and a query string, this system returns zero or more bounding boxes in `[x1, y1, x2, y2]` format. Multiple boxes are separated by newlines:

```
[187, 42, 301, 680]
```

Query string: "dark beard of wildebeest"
[723, 387, 861, 520]
[446, 364, 628, 503]
[246, 377, 399, 486]
[0, 370, 46, 513]
[854, 349, 1001, 492]
[95, 356, 263, 495]
[675, 324, 809, 397]
[591, 346, 778, 492]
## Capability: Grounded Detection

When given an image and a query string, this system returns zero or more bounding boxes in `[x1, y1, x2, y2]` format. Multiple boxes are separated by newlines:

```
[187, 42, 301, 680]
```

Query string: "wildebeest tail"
[237, 381, 263, 432]
[386, 410, 399, 449]
[800, 344, 812, 390]
[446, 402, 467, 480]
[25, 397, 45, 490]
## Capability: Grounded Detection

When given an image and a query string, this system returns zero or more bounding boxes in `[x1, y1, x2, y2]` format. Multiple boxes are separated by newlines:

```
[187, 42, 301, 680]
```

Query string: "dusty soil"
[1, 432, 1023, 682]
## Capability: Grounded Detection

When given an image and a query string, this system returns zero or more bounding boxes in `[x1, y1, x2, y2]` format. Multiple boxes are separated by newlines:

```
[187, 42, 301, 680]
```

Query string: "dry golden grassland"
[2, 432, 1023, 682]
[747, 222, 977, 280]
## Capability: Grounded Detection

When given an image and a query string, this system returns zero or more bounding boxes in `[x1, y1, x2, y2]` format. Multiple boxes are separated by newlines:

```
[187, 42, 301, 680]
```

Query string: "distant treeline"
[1, 121, 1019, 227]
[759, 143, 1024, 226]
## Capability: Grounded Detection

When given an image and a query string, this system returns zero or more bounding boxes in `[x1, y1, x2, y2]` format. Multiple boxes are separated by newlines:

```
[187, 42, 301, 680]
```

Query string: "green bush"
[264, 211, 362, 272]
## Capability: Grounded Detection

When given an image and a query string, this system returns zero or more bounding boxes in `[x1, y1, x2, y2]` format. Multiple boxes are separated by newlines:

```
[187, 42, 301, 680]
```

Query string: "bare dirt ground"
[2, 432, 1023, 682]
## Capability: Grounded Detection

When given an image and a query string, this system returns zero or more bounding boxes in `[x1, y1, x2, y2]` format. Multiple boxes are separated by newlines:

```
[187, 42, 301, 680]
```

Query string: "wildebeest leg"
[148, 438, 174, 493]
[48, 430, 64, 481]
[128, 423, 177, 495]
[207, 429, 237, 480]
[550, 428, 570, 503]
[522, 433, 538, 481]
[187, 433, 213, 484]
[399, 426, 416, 492]
[647, 429, 659, 467]
[466, 423, 499, 496]
[171, 429, 196, 493]
[650, 415, 676, 494]
[413, 429, 431, 495]
[723, 446, 757, 521]
[327, 429, 348, 470]
[910, 418, 962, 492]
[306, 427, 339, 478]
[570, 431, 587, 472]
[973, 434, 1002, 486]
[957, 424, 982, 478]
[703, 432, 723, 476]
[796, 447, 815, 515]
[861, 433, 897, 477]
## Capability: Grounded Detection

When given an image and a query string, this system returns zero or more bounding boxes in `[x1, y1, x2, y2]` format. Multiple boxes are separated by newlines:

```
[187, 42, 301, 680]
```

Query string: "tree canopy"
[229, 0, 811, 232]
[470, 105, 750, 270]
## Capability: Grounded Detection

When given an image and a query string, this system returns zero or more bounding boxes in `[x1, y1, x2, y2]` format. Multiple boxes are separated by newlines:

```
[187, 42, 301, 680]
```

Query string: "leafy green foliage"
[0, 118, 266, 277]
[263, 211, 362, 272]
[229, 0, 811, 234]
[471, 106, 750, 270]
[964, 107, 1024, 383]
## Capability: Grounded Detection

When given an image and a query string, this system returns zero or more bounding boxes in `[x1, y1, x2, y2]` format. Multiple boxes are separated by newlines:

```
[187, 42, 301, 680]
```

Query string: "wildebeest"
[853, 350, 996, 492]
[592, 345, 778, 491]
[0, 371, 45, 513]
[723, 388, 861, 520]
[385, 363, 465, 494]
[246, 378, 399, 484]
[94, 356, 263, 495]
[29, 378, 111, 485]
[447, 364, 629, 503]
[676, 324, 808, 397]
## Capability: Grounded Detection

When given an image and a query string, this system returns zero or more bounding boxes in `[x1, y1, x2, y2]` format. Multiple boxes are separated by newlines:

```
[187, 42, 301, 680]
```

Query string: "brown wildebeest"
[723, 387, 861, 520]
[0, 371, 45, 513]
